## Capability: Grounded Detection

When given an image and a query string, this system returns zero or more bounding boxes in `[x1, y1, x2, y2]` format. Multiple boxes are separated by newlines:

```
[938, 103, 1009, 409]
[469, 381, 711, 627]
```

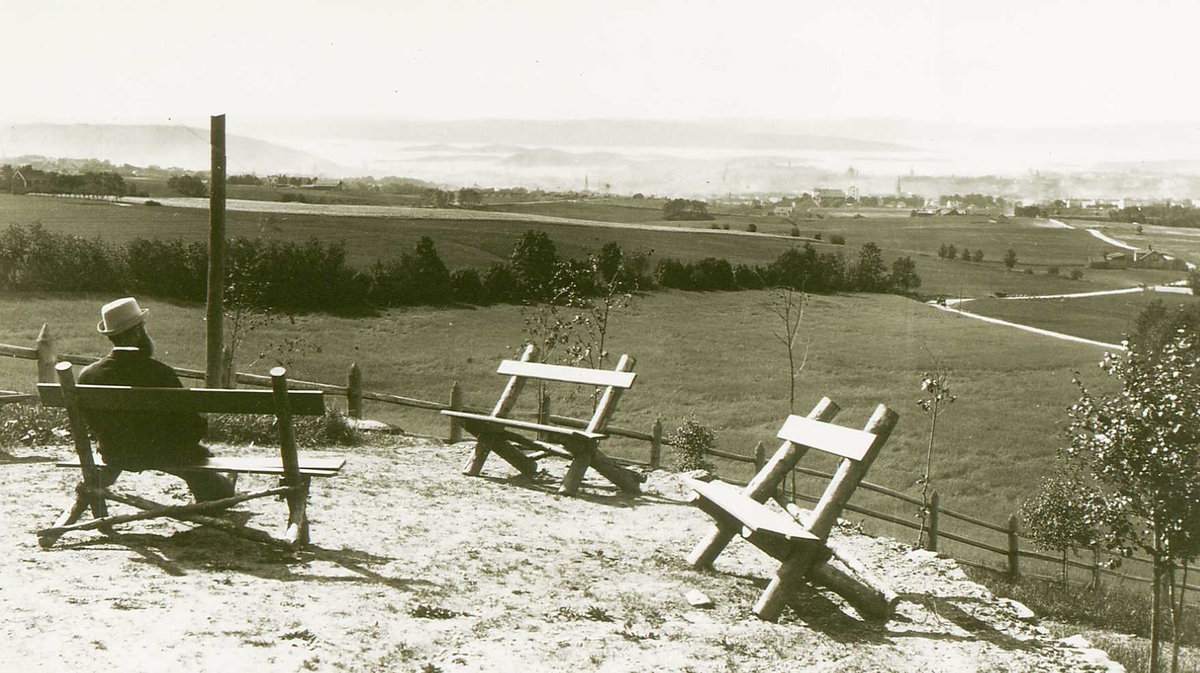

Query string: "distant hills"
[0, 124, 339, 175]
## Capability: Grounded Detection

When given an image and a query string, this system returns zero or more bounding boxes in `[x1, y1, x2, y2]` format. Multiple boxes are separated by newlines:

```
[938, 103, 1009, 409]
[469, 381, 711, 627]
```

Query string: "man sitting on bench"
[77, 297, 234, 503]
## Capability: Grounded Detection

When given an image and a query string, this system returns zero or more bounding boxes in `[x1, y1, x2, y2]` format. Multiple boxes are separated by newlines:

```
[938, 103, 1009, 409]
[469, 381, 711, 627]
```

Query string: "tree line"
[0, 223, 922, 314]
[1, 165, 135, 197]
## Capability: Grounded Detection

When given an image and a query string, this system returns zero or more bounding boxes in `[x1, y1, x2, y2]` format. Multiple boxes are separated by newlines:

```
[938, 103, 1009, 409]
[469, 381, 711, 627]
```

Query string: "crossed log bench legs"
[460, 423, 642, 496]
[38, 475, 313, 550]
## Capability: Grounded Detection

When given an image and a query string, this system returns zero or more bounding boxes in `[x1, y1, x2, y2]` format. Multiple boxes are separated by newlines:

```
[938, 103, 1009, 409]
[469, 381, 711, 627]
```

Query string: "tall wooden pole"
[206, 114, 227, 387]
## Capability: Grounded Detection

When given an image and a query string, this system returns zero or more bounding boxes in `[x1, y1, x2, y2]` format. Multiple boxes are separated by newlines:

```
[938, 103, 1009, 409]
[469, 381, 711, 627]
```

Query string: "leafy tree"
[945, 244, 957, 261]
[1021, 470, 1100, 585]
[662, 198, 714, 221]
[1004, 248, 1018, 269]
[960, 247, 972, 261]
[166, 174, 207, 197]
[851, 242, 888, 292]
[937, 243, 949, 259]
[888, 256, 921, 294]
[457, 188, 483, 207]
[509, 230, 559, 299]
[972, 249, 984, 263]
[1065, 333, 1200, 671]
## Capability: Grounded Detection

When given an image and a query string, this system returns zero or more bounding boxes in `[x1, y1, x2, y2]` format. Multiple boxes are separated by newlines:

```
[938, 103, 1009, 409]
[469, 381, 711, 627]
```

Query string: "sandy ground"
[0, 437, 1122, 672]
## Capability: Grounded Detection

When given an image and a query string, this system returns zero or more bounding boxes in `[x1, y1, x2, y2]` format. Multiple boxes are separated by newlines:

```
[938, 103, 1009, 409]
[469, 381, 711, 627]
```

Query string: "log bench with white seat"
[685, 398, 899, 622]
[36, 362, 345, 550]
[441, 343, 644, 496]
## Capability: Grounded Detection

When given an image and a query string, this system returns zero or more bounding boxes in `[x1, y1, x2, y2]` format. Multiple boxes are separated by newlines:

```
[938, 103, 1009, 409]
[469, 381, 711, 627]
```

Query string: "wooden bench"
[36, 362, 345, 550]
[441, 343, 644, 496]
[685, 398, 899, 622]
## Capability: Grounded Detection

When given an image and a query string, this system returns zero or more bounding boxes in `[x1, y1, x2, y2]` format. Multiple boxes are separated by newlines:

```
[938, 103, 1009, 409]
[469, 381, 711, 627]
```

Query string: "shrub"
[666, 415, 717, 473]
[689, 257, 735, 291]
[1047, 265, 1060, 276]
[814, 232, 822, 241]
[662, 199, 714, 221]
[972, 249, 984, 263]
[1069, 268, 1083, 280]
[1024, 267, 1034, 274]
[144, 200, 162, 207]
[482, 262, 521, 303]
[733, 263, 765, 289]
[450, 268, 486, 303]
[746, 223, 757, 233]
[654, 258, 692, 290]
[1004, 248, 1018, 269]
[206, 410, 363, 447]
[0, 403, 69, 449]
[722, 223, 730, 230]
[790, 226, 800, 237]
[829, 234, 846, 245]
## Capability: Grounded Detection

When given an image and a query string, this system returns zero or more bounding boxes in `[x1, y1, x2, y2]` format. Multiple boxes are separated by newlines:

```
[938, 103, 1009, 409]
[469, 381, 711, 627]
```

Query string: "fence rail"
[1, 329, 670, 469]
[4, 331, 1197, 597]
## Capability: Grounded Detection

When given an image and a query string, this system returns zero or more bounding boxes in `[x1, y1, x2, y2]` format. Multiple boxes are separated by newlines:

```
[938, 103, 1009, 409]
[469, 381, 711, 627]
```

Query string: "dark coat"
[77, 347, 210, 470]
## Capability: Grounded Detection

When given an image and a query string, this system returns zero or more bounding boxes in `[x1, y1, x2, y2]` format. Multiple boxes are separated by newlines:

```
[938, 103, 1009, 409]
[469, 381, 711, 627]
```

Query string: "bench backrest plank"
[38, 384, 325, 416]
[496, 360, 636, 389]
[776, 414, 877, 462]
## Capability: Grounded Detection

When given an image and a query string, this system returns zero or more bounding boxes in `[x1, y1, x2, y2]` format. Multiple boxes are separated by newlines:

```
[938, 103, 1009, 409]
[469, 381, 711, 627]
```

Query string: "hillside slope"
[0, 436, 1120, 672]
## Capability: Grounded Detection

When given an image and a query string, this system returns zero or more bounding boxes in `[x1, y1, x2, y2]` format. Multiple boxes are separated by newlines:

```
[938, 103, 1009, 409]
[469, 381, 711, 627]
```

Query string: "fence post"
[1091, 544, 1103, 590]
[448, 381, 463, 443]
[1007, 514, 1021, 577]
[347, 362, 363, 419]
[35, 323, 56, 384]
[537, 391, 551, 442]
[649, 417, 663, 470]
[221, 345, 235, 388]
[924, 491, 940, 552]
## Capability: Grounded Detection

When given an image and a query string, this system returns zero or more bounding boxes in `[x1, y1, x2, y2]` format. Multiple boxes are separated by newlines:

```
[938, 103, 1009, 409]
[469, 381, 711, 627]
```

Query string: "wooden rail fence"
[2, 327, 1194, 598]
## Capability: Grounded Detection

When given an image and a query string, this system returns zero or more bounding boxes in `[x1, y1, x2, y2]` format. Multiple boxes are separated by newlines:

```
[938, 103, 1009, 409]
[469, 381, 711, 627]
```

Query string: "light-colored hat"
[97, 297, 149, 335]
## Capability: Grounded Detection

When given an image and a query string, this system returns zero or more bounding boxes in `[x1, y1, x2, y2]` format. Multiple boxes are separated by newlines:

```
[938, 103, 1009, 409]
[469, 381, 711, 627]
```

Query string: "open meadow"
[966, 291, 1200, 345]
[2, 194, 1188, 298]
[0, 288, 1114, 560]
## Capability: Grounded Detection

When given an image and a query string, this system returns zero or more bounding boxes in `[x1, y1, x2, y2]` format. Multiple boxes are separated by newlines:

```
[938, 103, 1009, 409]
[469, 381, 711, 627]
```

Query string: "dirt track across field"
[1, 437, 1120, 672]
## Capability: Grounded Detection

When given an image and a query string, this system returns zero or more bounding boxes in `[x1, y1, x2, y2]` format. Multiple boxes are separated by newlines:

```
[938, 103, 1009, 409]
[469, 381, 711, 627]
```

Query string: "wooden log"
[585, 448, 643, 493]
[38, 483, 93, 548]
[754, 441, 766, 472]
[809, 542, 901, 622]
[484, 432, 539, 477]
[585, 354, 635, 435]
[463, 435, 493, 476]
[271, 367, 307, 546]
[35, 323, 55, 384]
[347, 362, 364, 419]
[649, 418, 662, 470]
[103, 491, 294, 549]
[1007, 514, 1020, 577]
[686, 398, 840, 569]
[493, 344, 537, 417]
[221, 345, 235, 388]
[538, 391, 551, 442]
[558, 439, 595, 496]
[55, 362, 108, 521]
[206, 113, 227, 388]
[925, 490, 940, 552]
[37, 486, 292, 538]
[755, 404, 898, 621]
[448, 381, 463, 443]
[285, 476, 310, 548]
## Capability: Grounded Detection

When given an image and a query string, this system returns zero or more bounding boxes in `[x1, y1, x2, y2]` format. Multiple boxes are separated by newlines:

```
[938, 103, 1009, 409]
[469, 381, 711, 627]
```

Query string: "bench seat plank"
[38, 384, 326, 416]
[442, 410, 605, 440]
[496, 360, 636, 389]
[57, 455, 345, 477]
[684, 477, 819, 543]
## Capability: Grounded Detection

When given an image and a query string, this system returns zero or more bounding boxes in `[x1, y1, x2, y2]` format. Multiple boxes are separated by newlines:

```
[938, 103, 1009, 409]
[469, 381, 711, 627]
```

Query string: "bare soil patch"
[1, 438, 1119, 672]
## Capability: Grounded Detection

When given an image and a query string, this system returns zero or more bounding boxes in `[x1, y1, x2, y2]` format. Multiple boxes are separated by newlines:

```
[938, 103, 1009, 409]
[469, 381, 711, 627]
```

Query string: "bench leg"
[38, 481, 93, 549]
[588, 450, 643, 493]
[558, 440, 595, 496]
[463, 435, 492, 476]
[686, 523, 740, 568]
[753, 545, 822, 622]
[285, 476, 311, 548]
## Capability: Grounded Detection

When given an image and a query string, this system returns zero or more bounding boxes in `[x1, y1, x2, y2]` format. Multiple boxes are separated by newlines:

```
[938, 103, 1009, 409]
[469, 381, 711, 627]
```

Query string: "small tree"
[972, 249, 984, 263]
[916, 354, 955, 548]
[1021, 470, 1099, 585]
[945, 244, 957, 261]
[765, 284, 811, 413]
[1066, 331, 1200, 672]
[1004, 248, 1018, 269]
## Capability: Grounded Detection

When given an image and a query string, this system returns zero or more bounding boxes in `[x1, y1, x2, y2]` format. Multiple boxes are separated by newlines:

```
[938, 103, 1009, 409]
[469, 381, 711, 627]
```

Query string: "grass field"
[2, 194, 1187, 299]
[0, 289, 1112, 545]
[966, 291, 1200, 344]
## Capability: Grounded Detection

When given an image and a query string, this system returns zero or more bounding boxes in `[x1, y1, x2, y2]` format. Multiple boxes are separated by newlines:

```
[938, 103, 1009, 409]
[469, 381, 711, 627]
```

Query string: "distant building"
[772, 205, 795, 217]
[813, 188, 847, 207]
[302, 179, 343, 191]
[10, 169, 50, 195]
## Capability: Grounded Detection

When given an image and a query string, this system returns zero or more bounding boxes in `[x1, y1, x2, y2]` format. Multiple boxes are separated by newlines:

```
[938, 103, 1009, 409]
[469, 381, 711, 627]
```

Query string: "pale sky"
[4, 0, 1199, 129]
